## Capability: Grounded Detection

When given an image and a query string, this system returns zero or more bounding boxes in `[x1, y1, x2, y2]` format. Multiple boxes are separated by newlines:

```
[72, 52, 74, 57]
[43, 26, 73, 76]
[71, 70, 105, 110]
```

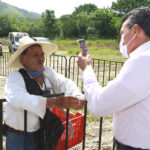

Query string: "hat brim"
[7, 42, 58, 69]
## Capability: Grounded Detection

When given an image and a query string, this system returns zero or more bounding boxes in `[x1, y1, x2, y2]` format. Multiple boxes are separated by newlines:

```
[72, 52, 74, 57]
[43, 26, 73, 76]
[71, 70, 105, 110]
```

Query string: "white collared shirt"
[82, 41, 150, 149]
[4, 66, 84, 132]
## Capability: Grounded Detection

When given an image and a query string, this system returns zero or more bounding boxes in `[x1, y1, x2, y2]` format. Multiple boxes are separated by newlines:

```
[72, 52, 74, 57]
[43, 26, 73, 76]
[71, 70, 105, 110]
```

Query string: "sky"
[2, 0, 117, 18]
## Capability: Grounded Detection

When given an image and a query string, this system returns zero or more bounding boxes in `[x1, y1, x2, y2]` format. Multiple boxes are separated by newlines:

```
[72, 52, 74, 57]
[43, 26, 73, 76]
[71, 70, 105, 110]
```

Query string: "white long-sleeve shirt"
[82, 41, 150, 149]
[4, 66, 84, 132]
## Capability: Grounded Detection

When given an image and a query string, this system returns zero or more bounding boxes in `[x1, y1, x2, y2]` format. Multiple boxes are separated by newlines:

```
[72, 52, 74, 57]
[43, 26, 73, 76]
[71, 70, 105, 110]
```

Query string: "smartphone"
[77, 39, 88, 52]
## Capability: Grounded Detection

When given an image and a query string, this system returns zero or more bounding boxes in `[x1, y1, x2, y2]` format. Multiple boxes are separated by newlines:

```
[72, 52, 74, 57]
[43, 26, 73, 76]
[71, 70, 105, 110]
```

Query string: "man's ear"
[133, 24, 141, 35]
[20, 55, 25, 65]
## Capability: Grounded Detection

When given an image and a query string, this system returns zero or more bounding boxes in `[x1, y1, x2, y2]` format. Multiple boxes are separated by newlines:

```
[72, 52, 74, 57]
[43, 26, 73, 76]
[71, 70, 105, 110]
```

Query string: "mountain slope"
[0, 1, 40, 19]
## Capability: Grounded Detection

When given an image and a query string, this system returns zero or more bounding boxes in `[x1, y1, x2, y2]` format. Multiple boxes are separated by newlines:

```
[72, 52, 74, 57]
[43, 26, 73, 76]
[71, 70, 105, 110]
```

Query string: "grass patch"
[53, 39, 126, 62]
[0, 37, 8, 40]
[70, 108, 113, 123]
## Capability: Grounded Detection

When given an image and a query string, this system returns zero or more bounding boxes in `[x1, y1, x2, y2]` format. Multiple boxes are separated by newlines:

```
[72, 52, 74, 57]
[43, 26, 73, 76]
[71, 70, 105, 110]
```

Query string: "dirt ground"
[0, 76, 113, 150]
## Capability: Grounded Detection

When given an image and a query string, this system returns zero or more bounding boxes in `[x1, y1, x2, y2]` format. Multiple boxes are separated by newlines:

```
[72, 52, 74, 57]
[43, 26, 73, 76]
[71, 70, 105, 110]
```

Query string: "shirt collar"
[129, 41, 150, 58]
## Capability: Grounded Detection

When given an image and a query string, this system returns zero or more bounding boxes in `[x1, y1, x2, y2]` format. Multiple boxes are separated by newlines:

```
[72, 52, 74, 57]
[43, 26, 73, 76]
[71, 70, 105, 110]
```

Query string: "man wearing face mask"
[77, 7, 150, 150]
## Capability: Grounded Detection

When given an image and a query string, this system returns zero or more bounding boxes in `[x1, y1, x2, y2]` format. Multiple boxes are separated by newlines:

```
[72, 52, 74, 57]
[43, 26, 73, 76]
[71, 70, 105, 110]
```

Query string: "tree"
[73, 3, 98, 16]
[58, 15, 78, 39]
[88, 8, 118, 39]
[28, 21, 42, 37]
[41, 10, 58, 39]
[0, 14, 12, 36]
[71, 4, 98, 39]
[9, 14, 31, 32]
[75, 15, 89, 38]
[111, 0, 150, 15]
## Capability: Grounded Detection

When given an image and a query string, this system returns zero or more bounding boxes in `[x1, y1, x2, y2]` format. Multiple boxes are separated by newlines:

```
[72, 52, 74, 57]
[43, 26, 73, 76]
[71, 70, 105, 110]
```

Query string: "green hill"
[0, 1, 40, 19]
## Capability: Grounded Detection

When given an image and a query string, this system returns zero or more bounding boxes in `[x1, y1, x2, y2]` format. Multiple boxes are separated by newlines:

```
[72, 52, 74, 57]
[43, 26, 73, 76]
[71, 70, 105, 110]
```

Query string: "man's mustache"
[36, 60, 44, 64]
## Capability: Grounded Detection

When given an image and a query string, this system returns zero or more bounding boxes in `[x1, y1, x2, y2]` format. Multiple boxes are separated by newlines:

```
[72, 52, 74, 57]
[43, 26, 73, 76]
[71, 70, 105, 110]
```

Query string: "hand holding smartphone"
[77, 39, 88, 56]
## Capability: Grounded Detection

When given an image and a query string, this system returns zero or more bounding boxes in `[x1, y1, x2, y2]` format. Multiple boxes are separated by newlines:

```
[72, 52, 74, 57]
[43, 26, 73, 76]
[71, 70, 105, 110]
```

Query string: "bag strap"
[19, 69, 43, 95]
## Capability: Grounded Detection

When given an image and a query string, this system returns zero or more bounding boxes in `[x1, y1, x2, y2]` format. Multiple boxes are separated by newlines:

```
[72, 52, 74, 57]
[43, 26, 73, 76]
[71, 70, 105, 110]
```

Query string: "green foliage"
[28, 21, 42, 37]
[41, 10, 58, 39]
[1, 1, 149, 40]
[0, 14, 12, 36]
[58, 15, 78, 39]
[10, 15, 31, 32]
[88, 8, 119, 39]
[73, 3, 98, 15]
[75, 15, 89, 39]
[111, 0, 150, 15]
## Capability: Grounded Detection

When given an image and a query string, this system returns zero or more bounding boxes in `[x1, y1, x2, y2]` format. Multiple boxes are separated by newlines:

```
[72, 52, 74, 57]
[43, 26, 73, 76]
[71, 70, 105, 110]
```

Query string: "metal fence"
[0, 53, 124, 150]
[0, 52, 11, 76]
[68, 56, 124, 150]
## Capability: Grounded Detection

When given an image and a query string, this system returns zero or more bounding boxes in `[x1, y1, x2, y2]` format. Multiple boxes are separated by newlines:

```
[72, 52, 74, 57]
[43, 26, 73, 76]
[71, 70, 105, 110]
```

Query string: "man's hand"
[46, 96, 86, 110]
[77, 53, 92, 70]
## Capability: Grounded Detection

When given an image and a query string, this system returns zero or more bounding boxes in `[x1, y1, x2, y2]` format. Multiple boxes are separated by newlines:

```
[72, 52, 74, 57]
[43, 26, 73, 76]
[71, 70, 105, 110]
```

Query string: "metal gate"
[0, 53, 124, 150]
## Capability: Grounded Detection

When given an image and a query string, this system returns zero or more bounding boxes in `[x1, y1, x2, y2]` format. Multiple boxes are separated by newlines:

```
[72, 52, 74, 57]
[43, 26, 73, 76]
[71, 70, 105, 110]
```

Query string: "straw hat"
[7, 36, 58, 69]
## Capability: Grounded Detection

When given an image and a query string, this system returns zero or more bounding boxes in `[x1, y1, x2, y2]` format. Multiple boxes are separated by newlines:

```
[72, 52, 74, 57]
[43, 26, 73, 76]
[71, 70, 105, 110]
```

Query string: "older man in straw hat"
[4, 36, 86, 150]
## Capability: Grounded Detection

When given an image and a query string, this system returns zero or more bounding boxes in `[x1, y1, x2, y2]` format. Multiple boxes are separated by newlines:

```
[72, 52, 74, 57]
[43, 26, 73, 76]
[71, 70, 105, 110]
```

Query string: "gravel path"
[70, 117, 113, 150]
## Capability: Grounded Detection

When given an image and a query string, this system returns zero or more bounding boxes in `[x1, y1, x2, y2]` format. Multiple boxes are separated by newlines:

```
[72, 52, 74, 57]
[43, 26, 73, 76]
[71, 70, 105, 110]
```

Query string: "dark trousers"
[6, 130, 40, 150]
[115, 139, 148, 150]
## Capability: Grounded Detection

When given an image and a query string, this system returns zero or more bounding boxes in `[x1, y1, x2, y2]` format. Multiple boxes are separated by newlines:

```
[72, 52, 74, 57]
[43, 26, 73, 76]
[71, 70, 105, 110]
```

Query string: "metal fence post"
[0, 100, 3, 150]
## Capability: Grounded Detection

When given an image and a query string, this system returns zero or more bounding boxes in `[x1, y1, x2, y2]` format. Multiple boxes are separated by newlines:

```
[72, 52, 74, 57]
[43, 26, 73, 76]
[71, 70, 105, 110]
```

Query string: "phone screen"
[77, 39, 88, 52]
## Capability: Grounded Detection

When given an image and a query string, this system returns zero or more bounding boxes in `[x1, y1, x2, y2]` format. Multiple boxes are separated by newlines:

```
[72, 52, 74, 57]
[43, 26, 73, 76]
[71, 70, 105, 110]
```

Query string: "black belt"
[115, 139, 148, 150]
[5, 124, 25, 133]
[3, 124, 37, 134]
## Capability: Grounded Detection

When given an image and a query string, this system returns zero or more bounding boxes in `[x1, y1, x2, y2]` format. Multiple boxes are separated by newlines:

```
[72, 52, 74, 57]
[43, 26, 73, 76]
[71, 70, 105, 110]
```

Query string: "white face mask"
[119, 35, 128, 58]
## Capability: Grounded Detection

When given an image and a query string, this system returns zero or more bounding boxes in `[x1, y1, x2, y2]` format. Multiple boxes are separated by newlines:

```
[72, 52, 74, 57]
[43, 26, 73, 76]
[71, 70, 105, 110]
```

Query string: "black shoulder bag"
[19, 68, 65, 150]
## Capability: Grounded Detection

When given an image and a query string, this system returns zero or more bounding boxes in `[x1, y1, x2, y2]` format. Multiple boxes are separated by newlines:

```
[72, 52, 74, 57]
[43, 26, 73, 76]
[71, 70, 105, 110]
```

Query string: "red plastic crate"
[52, 108, 84, 150]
